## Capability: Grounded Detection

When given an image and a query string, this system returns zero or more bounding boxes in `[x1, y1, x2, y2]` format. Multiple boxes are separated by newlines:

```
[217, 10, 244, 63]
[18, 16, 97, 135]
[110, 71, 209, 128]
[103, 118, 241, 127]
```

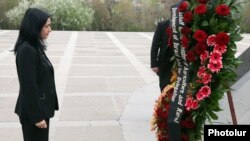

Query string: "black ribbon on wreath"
[167, 1, 190, 141]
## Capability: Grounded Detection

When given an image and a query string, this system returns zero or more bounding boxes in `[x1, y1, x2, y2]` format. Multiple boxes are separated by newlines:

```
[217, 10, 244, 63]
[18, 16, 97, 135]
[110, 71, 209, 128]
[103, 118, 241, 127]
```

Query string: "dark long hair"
[13, 8, 50, 54]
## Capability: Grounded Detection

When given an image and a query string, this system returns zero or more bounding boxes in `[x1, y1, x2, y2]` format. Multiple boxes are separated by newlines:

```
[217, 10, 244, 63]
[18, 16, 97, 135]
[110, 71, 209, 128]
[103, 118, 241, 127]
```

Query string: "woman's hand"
[152, 67, 160, 74]
[35, 120, 47, 128]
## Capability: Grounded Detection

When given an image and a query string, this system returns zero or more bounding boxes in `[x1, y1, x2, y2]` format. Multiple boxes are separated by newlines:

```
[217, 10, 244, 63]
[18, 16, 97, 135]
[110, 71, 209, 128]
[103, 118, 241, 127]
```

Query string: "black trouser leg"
[20, 118, 50, 141]
[159, 66, 171, 92]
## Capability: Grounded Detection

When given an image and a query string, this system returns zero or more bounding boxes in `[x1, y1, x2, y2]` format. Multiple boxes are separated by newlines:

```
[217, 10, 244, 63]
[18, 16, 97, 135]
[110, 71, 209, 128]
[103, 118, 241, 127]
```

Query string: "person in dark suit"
[13, 8, 59, 141]
[150, 20, 174, 92]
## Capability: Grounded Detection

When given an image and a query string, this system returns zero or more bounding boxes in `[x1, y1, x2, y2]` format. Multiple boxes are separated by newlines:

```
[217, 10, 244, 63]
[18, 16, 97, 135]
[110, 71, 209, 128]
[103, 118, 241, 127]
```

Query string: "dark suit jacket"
[150, 20, 174, 68]
[15, 42, 59, 124]
[150, 20, 174, 91]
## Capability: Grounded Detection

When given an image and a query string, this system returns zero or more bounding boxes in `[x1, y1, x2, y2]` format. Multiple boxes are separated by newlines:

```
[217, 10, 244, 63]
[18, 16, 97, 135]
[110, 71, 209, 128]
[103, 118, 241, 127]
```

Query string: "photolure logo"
[204, 125, 250, 140]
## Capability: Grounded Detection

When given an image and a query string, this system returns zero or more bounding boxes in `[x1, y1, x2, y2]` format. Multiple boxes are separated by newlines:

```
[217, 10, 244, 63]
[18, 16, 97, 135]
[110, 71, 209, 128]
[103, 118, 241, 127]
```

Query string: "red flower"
[183, 11, 193, 23]
[181, 118, 195, 129]
[185, 97, 193, 111]
[199, 85, 211, 98]
[209, 51, 222, 63]
[194, 30, 208, 43]
[156, 108, 168, 119]
[215, 4, 230, 16]
[196, 91, 204, 101]
[200, 51, 209, 64]
[181, 36, 190, 48]
[165, 104, 170, 111]
[194, 4, 207, 15]
[214, 44, 227, 54]
[181, 134, 190, 141]
[202, 72, 212, 85]
[208, 61, 223, 73]
[207, 35, 216, 46]
[181, 26, 192, 35]
[157, 121, 167, 130]
[216, 32, 229, 45]
[166, 27, 172, 35]
[166, 27, 173, 48]
[179, 1, 189, 12]
[198, 66, 206, 78]
[191, 100, 199, 109]
[195, 43, 207, 55]
[186, 50, 196, 62]
[158, 134, 169, 141]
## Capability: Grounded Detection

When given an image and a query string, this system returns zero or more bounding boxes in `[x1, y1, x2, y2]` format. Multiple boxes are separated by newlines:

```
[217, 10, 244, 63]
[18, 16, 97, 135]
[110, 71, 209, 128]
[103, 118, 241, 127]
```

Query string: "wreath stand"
[227, 90, 237, 125]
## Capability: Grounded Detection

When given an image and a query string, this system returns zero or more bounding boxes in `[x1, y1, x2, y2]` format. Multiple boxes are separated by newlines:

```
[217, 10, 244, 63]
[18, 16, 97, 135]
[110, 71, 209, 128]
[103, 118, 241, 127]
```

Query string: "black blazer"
[150, 20, 174, 68]
[15, 42, 59, 124]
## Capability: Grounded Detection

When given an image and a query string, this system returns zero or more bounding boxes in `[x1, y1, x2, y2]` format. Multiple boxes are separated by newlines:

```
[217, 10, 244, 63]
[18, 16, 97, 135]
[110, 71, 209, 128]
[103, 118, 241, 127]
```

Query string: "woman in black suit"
[13, 8, 59, 141]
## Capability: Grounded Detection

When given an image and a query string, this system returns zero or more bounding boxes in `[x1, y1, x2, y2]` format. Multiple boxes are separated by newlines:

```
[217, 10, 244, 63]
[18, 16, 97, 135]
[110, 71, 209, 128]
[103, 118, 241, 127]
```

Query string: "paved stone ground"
[0, 30, 249, 141]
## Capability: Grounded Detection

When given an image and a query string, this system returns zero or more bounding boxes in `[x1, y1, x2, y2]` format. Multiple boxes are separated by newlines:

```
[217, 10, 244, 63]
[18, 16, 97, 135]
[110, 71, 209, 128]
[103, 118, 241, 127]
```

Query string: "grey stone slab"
[63, 92, 132, 97]
[0, 97, 19, 122]
[207, 69, 250, 124]
[83, 126, 125, 141]
[0, 45, 12, 48]
[238, 109, 250, 124]
[137, 56, 150, 64]
[234, 47, 250, 82]
[0, 65, 17, 76]
[121, 121, 156, 141]
[0, 37, 17, 41]
[60, 96, 118, 121]
[5, 78, 19, 93]
[47, 36, 71, 44]
[0, 56, 15, 64]
[0, 77, 13, 93]
[96, 45, 118, 50]
[74, 50, 98, 56]
[75, 44, 96, 48]
[132, 50, 150, 56]
[0, 77, 12, 85]
[107, 78, 146, 92]
[49, 57, 62, 64]
[128, 92, 159, 105]
[46, 45, 67, 50]
[98, 50, 124, 56]
[0, 40, 16, 44]
[53, 64, 59, 69]
[120, 105, 154, 122]
[112, 96, 130, 115]
[68, 66, 139, 76]
[99, 57, 131, 65]
[54, 126, 88, 141]
[54, 126, 125, 141]
[71, 56, 131, 65]
[65, 78, 108, 93]
[46, 50, 65, 56]
[0, 128, 22, 141]
[71, 57, 99, 64]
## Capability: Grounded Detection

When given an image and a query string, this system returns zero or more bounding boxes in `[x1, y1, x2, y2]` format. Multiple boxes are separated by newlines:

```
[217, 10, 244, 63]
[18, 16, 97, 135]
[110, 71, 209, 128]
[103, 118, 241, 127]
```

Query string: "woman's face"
[41, 18, 51, 39]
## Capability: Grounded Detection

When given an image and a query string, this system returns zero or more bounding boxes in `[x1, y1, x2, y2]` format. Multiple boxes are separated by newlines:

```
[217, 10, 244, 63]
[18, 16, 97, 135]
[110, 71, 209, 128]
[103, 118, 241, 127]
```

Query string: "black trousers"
[159, 65, 172, 92]
[19, 118, 50, 141]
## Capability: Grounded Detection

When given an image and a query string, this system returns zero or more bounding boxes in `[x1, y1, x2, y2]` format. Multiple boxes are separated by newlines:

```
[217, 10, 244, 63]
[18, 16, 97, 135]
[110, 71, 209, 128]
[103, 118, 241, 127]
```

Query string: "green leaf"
[235, 5, 244, 13]
[201, 21, 209, 27]
[207, 111, 219, 120]
[233, 58, 243, 68]
[212, 106, 223, 112]
[192, 23, 199, 31]
[225, 0, 232, 6]
[230, 34, 243, 41]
